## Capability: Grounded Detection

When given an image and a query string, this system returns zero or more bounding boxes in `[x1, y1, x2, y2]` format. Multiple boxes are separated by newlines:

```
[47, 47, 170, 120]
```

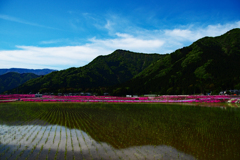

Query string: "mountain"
[0, 72, 39, 94]
[11, 50, 163, 94]
[113, 28, 240, 95]
[0, 68, 57, 76]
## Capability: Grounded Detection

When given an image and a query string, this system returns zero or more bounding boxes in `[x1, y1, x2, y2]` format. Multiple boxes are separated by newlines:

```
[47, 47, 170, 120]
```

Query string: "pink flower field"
[0, 94, 240, 104]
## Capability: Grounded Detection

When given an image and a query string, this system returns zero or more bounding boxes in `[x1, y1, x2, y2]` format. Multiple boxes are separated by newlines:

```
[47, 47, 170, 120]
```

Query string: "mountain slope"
[0, 72, 39, 94]
[12, 50, 163, 94]
[114, 28, 240, 95]
[0, 68, 57, 76]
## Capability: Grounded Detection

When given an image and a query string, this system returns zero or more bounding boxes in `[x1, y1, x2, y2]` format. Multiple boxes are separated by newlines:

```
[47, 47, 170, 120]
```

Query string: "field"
[1, 94, 239, 103]
[0, 102, 240, 160]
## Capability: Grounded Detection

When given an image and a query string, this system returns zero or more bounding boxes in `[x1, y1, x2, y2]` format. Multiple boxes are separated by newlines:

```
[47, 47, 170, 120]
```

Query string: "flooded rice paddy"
[0, 102, 240, 160]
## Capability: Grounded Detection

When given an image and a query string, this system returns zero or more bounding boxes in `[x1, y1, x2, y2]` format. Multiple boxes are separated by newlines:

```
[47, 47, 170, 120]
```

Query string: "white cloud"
[164, 21, 240, 41]
[0, 45, 111, 70]
[165, 29, 193, 40]
[90, 33, 165, 53]
[0, 21, 239, 70]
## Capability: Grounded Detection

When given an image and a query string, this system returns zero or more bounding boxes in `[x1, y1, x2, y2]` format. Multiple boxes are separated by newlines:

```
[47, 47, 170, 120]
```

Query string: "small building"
[104, 93, 109, 96]
[219, 91, 224, 95]
[143, 94, 157, 97]
[35, 93, 42, 97]
[85, 92, 92, 96]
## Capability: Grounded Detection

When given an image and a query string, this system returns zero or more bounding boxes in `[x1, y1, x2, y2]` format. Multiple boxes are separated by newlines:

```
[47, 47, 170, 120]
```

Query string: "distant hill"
[0, 68, 57, 76]
[11, 50, 163, 94]
[113, 28, 240, 95]
[0, 72, 39, 94]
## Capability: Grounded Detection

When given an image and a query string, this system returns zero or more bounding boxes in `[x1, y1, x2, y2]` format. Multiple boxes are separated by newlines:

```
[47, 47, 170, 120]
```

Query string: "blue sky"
[0, 0, 239, 70]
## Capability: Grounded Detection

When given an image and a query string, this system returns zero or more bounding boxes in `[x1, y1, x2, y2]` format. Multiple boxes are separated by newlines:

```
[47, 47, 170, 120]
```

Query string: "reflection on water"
[0, 102, 240, 160]
[0, 125, 195, 160]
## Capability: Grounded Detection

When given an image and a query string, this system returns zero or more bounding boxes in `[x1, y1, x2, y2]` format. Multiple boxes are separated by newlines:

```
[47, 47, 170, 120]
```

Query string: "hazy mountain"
[113, 28, 240, 95]
[10, 50, 163, 94]
[0, 72, 39, 94]
[0, 68, 57, 76]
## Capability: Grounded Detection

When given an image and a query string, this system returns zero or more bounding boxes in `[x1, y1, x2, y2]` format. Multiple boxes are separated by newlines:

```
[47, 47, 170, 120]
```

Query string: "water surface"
[0, 102, 239, 160]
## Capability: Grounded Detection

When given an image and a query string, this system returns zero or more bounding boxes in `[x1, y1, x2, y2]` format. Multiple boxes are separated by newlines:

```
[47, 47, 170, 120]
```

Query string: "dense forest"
[8, 50, 163, 94]
[0, 72, 39, 94]
[112, 28, 240, 95]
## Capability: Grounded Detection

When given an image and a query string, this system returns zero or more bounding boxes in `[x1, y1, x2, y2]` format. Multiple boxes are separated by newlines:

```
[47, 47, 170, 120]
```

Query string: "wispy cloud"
[164, 21, 240, 41]
[0, 21, 239, 70]
[40, 39, 70, 45]
[104, 20, 114, 31]
[90, 33, 164, 53]
[0, 14, 60, 30]
[101, 14, 137, 35]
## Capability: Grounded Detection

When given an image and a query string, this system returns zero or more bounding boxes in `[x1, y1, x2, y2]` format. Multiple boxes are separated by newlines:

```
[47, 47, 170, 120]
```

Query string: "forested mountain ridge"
[112, 28, 240, 95]
[0, 68, 56, 75]
[11, 50, 163, 94]
[0, 72, 39, 94]
[7, 28, 240, 95]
